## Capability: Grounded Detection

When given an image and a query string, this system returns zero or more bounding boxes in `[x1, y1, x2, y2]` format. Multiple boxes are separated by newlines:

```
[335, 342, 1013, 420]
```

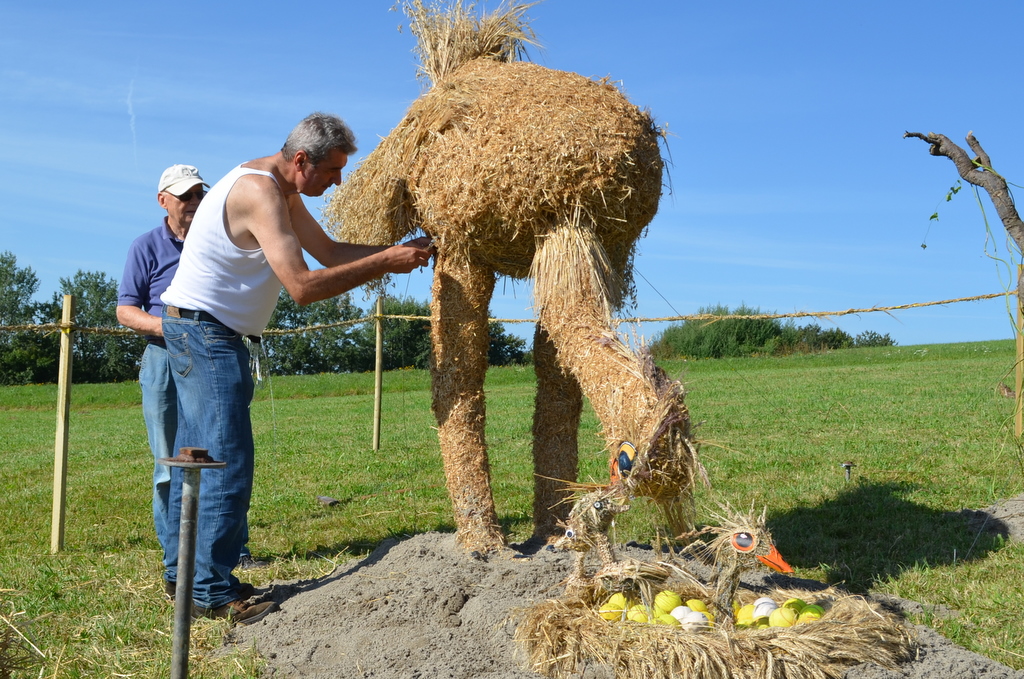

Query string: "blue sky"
[3, 1, 1023, 346]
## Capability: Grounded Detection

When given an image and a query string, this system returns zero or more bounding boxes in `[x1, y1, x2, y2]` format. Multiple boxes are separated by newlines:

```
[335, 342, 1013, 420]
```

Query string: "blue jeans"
[162, 313, 255, 609]
[139, 343, 177, 572]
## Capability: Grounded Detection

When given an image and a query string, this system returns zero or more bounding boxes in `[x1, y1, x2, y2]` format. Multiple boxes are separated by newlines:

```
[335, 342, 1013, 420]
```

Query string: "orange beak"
[756, 544, 793, 573]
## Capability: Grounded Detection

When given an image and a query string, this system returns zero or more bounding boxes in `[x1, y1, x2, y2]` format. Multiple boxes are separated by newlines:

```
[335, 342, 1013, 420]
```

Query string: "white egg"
[669, 605, 692, 622]
[753, 601, 778, 619]
[677, 610, 710, 632]
[753, 597, 776, 608]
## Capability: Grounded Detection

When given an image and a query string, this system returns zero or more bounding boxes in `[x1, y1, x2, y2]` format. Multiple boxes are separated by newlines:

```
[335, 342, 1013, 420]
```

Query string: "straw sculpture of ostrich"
[325, 1, 702, 553]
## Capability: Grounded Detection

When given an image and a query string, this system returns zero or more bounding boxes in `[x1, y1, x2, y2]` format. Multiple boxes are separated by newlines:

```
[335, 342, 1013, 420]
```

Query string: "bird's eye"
[593, 500, 604, 510]
[565, 528, 575, 539]
[731, 531, 756, 552]
[617, 441, 637, 477]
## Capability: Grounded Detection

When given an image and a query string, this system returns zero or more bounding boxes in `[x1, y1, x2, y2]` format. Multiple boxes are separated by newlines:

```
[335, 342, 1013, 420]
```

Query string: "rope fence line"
[29, 288, 1024, 553]
[0, 291, 1010, 337]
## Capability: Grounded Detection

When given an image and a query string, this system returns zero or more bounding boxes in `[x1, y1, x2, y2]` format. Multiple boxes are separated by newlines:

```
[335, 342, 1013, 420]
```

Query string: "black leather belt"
[165, 305, 223, 325]
[164, 306, 261, 344]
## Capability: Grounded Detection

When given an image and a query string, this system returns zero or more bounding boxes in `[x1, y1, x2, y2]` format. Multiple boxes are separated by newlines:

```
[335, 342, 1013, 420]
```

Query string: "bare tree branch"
[904, 130, 1024, 253]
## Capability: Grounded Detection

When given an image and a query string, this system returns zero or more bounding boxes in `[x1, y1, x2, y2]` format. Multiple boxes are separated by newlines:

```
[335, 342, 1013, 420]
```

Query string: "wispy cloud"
[126, 77, 137, 172]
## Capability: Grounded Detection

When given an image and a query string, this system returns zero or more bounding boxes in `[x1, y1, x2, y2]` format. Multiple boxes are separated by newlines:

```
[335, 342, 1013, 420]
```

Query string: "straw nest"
[516, 582, 916, 679]
[323, 57, 663, 294]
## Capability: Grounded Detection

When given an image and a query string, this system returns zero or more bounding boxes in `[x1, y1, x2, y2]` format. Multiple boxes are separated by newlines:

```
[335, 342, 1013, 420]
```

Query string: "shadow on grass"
[768, 480, 1005, 592]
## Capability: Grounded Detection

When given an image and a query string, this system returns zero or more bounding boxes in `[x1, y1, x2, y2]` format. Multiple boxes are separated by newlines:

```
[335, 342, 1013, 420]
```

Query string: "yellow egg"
[599, 593, 631, 621]
[796, 605, 824, 624]
[657, 613, 681, 626]
[655, 590, 683, 615]
[736, 604, 756, 624]
[626, 604, 650, 623]
[686, 599, 709, 613]
[769, 607, 798, 628]
[782, 598, 807, 613]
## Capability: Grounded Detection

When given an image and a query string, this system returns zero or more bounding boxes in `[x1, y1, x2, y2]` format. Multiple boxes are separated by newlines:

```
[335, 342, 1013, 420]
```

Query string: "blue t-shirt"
[118, 221, 184, 332]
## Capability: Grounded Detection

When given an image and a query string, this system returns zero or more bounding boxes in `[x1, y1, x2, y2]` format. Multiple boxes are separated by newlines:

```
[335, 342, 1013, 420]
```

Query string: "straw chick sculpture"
[325, 0, 702, 552]
[679, 505, 794, 627]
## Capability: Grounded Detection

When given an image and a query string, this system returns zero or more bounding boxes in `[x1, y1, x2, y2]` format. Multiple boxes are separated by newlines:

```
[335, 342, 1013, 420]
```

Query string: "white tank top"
[162, 165, 282, 337]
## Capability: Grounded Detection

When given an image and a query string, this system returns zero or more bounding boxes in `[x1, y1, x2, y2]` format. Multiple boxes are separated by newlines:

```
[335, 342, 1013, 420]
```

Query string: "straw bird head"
[698, 504, 793, 574]
[606, 359, 704, 519]
[554, 487, 629, 553]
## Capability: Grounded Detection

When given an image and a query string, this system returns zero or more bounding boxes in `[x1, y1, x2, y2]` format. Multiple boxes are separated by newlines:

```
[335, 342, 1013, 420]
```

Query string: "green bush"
[653, 304, 781, 359]
[854, 330, 896, 347]
[652, 305, 891, 359]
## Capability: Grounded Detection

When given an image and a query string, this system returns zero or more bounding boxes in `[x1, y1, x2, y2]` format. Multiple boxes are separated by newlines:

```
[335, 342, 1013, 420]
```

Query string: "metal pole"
[160, 448, 226, 679]
[51, 294, 75, 554]
[372, 296, 384, 451]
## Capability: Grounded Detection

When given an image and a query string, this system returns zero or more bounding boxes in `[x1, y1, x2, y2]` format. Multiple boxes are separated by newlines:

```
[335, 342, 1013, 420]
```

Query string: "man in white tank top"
[160, 112, 434, 625]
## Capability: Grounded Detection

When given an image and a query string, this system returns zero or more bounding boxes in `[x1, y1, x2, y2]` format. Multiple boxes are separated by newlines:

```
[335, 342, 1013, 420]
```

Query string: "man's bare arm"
[231, 175, 433, 305]
[284, 193, 421, 266]
[117, 305, 162, 336]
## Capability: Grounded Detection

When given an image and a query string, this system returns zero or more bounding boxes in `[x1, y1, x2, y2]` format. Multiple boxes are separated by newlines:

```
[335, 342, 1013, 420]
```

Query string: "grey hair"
[281, 112, 358, 165]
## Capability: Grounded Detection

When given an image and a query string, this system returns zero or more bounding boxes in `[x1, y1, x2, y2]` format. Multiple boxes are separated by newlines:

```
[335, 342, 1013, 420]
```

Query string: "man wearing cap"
[117, 164, 264, 608]
[159, 113, 434, 626]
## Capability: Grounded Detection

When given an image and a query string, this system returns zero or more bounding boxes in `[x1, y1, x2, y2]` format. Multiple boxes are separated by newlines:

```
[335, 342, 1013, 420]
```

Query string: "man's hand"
[383, 238, 435, 274]
[404, 236, 435, 252]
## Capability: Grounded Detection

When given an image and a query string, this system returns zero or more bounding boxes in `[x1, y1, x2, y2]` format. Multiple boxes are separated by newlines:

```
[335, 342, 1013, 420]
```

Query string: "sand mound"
[231, 498, 1024, 679]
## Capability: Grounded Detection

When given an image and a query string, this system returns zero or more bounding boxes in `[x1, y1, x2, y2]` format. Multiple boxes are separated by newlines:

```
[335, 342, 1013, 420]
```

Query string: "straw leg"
[430, 258, 504, 552]
[531, 323, 581, 542]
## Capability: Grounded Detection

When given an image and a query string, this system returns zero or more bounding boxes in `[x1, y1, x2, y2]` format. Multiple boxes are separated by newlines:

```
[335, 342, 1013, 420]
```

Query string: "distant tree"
[0, 252, 59, 385]
[488, 321, 528, 366]
[264, 291, 365, 374]
[0, 251, 38, 326]
[51, 270, 145, 383]
[266, 294, 530, 375]
[349, 296, 434, 372]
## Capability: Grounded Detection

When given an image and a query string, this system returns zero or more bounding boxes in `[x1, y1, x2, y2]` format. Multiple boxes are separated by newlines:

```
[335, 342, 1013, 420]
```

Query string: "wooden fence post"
[372, 296, 384, 451]
[1016, 267, 1023, 439]
[51, 294, 75, 553]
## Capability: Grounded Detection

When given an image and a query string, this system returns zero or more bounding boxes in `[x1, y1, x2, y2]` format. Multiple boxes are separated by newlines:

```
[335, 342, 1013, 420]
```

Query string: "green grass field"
[1, 340, 1023, 677]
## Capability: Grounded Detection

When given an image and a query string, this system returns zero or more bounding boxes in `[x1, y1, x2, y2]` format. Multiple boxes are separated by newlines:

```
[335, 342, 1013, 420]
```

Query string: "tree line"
[2, 252, 897, 386]
[0, 251, 528, 386]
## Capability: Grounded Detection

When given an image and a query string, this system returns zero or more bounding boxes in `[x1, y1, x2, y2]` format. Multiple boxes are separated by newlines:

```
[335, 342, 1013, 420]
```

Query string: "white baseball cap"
[158, 164, 210, 196]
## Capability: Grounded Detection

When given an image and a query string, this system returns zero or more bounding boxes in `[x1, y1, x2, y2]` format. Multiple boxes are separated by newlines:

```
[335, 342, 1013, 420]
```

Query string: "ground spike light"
[840, 460, 856, 482]
[159, 447, 226, 679]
